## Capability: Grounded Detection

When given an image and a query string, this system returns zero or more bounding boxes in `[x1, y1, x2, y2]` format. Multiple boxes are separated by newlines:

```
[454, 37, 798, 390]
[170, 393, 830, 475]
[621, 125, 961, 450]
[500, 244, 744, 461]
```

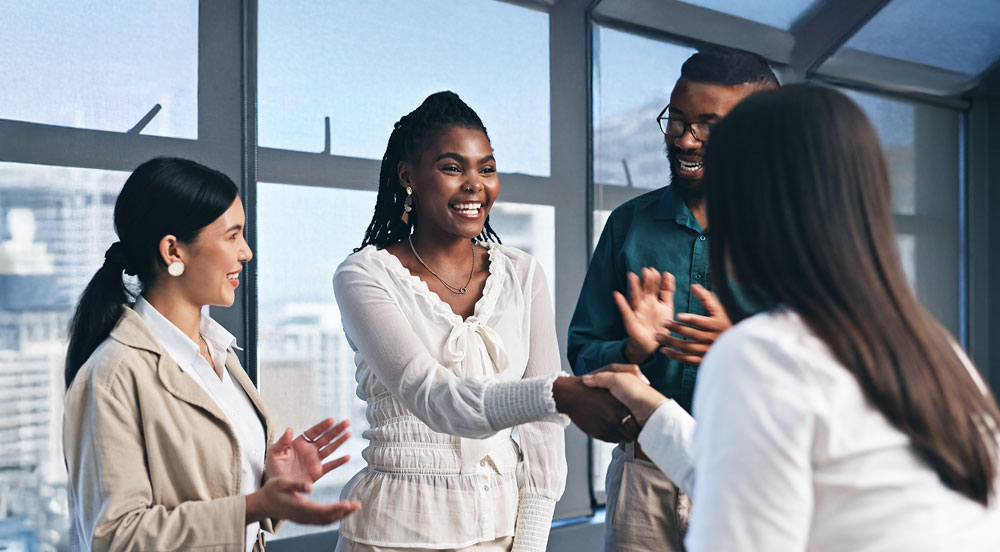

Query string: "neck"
[686, 197, 708, 231]
[410, 228, 474, 268]
[142, 285, 203, 344]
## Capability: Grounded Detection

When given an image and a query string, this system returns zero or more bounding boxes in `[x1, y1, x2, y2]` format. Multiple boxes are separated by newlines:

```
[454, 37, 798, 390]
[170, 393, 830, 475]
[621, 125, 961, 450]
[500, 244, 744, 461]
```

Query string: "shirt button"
[483, 485, 489, 491]
[699, 235, 706, 241]
[480, 460, 487, 467]
[694, 274, 702, 280]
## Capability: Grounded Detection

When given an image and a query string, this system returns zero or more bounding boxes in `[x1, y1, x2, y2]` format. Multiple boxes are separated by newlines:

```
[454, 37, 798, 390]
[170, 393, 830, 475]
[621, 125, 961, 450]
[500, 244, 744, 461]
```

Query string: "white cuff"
[511, 494, 556, 552]
[484, 375, 566, 430]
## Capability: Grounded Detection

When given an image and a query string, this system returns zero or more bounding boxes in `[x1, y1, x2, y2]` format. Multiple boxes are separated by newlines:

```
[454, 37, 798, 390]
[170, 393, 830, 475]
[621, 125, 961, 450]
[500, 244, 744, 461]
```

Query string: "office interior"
[2, 0, 1000, 550]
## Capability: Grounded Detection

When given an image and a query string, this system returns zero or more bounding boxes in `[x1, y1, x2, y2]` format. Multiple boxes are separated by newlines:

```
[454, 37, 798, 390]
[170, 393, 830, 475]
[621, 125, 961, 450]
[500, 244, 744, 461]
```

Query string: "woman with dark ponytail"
[333, 92, 636, 551]
[63, 157, 359, 552]
[584, 85, 1000, 550]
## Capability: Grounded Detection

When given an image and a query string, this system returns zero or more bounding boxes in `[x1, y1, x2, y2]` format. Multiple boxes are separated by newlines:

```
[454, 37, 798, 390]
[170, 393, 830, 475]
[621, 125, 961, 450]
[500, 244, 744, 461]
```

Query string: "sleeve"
[64, 370, 246, 552]
[683, 327, 817, 552]
[637, 398, 696, 496]
[512, 260, 568, 552]
[567, 211, 657, 375]
[332, 261, 562, 439]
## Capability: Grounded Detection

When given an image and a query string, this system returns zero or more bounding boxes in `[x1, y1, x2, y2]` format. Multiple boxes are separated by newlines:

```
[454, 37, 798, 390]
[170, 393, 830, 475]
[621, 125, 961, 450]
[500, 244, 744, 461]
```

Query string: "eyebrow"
[434, 152, 496, 164]
[225, 224, 243, 233]
[668, 107, 721, 121]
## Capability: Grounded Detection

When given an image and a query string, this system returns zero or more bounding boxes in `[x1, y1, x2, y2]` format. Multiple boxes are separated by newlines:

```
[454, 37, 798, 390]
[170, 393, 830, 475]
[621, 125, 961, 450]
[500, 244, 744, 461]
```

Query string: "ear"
[397, 160, 414, 190]
[157, 235, 183, 268]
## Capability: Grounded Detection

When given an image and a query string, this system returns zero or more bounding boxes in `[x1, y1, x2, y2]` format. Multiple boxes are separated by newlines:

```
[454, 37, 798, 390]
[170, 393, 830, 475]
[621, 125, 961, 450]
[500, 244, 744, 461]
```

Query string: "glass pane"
[593, 26, 696, 191]
[843, 88, 961, 334]
[258, 0, 551, 177]
[679, 0, 822, 30]
[0, 162, 128, 551]
[841, 0, 1000, 76]
[0, 1, 198, 138]
[843, 90, 916, 214]
[257, 183, 556, 540]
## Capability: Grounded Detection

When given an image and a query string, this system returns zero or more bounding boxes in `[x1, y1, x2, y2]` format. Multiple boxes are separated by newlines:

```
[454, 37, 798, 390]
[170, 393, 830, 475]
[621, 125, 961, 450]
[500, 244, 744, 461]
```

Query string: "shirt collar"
[654, 185, 706, 234]
[134, 296, 238, 373]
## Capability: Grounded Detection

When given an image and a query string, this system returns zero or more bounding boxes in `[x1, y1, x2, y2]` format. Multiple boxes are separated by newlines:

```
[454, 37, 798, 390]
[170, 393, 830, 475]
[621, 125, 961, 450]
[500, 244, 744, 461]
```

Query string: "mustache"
[667, 145, 703, 161]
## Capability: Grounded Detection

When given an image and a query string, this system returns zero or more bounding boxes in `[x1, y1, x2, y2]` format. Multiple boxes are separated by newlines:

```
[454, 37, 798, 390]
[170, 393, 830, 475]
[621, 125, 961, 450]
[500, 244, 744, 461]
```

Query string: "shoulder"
[702, 309, 830, 390]
[487, 242, 541, 282]
[608, 186, 669, 220]
[68, 334, 155, 403]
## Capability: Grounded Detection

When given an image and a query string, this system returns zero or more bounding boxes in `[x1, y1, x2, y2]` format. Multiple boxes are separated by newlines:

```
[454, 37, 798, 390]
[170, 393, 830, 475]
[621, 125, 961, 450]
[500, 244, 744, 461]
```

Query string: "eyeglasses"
[656, 105, 712, 142]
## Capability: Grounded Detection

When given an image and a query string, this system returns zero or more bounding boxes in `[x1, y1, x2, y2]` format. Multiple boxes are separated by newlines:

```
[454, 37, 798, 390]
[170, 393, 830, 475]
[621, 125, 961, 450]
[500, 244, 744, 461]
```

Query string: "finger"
[313, 419, 350, 449]
[595, 363, 650, 384]
[303, 418, 336, 443]
[321, 455, 351, 476]
[270, 428, 293, 453]
[626, 272, 642, 309]
[656, 334, 710, 355]
[660, 347, 706, 366]
[660, 322, 718, 342]
[674, 312, 729, 332]
[641, 267, 659, 297]
[613, 291, 640, 328]
[581, 372, 619, 389]
[275, 477, 312, 494]
[658, 271, 675, 305]
[318, 430, 351, 458]
[690, 284, 731, 322]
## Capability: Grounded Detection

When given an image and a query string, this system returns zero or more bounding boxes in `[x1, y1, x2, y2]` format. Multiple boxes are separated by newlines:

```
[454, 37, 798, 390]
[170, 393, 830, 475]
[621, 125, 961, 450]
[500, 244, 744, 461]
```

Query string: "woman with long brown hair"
[584, 85, 1000, 550]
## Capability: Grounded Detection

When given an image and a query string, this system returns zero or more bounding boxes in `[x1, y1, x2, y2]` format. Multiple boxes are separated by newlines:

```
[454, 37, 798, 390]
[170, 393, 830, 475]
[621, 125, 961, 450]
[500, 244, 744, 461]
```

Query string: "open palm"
[265, 418, 351, 486]
[613, 268, 676, 361]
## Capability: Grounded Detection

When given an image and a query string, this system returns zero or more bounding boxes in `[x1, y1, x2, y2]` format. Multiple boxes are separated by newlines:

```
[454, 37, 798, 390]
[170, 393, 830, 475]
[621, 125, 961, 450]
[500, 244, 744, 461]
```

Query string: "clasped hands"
[562, 269, 731, 442]
[246, 418, 361, 525]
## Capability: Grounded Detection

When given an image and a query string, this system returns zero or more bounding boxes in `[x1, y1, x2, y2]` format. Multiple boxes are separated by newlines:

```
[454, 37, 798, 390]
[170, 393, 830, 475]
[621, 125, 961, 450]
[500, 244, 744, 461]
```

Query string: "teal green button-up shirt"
[568, 185, 712, 413]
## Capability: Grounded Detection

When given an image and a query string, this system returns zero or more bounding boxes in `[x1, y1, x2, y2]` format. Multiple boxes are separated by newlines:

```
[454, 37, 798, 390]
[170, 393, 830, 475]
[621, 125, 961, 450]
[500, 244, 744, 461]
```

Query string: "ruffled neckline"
[362, 242, 505, 325]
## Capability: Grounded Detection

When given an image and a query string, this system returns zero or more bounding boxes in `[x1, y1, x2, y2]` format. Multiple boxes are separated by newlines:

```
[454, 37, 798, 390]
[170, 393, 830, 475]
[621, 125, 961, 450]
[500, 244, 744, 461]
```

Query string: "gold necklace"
[408, 235, 475, 295]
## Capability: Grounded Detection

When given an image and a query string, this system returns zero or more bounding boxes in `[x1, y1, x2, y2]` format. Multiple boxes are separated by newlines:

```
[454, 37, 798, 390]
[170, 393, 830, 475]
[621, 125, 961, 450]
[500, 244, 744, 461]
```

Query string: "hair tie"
[103, 242, 135, 275]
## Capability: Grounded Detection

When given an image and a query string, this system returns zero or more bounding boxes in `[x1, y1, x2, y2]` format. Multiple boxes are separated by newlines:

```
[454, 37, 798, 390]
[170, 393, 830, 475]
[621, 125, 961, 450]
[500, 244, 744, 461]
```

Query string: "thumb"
[274, 477, 312, 494]
[691, 284, 727, 319]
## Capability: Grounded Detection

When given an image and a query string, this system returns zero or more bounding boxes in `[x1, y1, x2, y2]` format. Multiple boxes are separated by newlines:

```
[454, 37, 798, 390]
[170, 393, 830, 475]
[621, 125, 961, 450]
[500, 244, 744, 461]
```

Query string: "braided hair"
[356, 91, 501, 252]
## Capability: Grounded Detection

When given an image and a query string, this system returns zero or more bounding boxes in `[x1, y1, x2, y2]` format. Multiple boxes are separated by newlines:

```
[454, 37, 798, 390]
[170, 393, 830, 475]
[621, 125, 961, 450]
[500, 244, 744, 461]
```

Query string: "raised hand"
[613, 268, 676, 365]
[582, 364, 668, 426]
[553, 374, 643, 443]
[659, 283, 732, 365]
[265, 418, 351, 486]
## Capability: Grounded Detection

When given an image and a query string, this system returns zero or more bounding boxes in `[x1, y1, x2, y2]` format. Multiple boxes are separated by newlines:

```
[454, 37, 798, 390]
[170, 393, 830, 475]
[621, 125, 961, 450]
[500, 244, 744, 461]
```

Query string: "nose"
[464, 173, 484, 192]
[240, 237, 253, 263]
[675, 126, 703, 151]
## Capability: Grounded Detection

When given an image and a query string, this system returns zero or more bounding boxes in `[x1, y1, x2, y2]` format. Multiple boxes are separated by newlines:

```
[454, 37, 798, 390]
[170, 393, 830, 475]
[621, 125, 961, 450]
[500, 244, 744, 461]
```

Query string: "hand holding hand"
[582, 364, 667, 426]
[553, 373, 643, 442]
[658, 284, 732, 365]
[265, 418, 351, 486]
[614, 268, 676, 364]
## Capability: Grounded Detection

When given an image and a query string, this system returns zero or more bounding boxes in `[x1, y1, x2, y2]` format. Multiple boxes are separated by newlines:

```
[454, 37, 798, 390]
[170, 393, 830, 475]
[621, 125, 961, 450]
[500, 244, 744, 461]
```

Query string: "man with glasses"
[568, 48, 779, 551]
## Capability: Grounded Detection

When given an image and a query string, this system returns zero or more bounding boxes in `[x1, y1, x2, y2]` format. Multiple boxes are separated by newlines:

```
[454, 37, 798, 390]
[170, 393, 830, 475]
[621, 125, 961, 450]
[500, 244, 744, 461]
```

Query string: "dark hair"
[357, 91, 500, 251]
[681, 47, 779, 89]
[705, 84, 1000, 505]
[65, 157, 239, 386]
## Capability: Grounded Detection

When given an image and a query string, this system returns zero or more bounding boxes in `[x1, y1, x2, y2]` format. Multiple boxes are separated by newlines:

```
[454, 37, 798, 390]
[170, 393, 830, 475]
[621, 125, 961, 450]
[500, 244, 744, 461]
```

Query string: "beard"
[666, 144, 705, 203]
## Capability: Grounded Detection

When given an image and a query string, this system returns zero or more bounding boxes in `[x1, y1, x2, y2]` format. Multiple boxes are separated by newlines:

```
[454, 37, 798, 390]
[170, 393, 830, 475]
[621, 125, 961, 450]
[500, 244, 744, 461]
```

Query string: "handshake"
[553, 364, 667, 443]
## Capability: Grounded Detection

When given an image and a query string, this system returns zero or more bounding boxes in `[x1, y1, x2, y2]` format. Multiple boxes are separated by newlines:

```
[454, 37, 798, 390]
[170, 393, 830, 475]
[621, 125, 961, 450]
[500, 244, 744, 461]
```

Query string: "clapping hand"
[246, 418, 360, 526]
[614, 268, 676, 365]
[659, 283, 731, 365]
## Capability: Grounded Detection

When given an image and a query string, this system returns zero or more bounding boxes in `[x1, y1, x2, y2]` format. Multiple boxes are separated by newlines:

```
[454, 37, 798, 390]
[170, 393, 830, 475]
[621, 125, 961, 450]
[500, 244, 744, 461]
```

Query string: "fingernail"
[677, 313, 690, 321]
[582, 374, 593, 384]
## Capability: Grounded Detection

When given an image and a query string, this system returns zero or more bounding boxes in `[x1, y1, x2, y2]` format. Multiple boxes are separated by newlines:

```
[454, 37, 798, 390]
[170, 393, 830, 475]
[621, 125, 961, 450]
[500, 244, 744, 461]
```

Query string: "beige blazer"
[63, 307, 279, 552]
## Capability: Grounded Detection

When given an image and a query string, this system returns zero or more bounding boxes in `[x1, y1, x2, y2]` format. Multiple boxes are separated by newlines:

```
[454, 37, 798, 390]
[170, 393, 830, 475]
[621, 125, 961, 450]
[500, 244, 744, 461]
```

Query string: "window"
[257, 0, 551, 177]
[593, 26, 696, 192]
[0, 0, 198, 138]
[0, 162, 127, 552]
[679, 0, 823, 30]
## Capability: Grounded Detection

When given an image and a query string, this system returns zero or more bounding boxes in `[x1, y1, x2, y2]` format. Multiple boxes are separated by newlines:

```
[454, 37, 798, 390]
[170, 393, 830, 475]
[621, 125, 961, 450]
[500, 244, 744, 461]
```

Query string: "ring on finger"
[620, 413, 633, 426]
[302, 433, 318, 444]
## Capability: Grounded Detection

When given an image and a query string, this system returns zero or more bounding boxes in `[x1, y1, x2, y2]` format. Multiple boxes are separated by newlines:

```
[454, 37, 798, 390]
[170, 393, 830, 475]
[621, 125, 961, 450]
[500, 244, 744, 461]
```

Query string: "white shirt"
[639, 309, 1000, 552]
[332, 244, 567, 551]
[135, 297, 266, 552]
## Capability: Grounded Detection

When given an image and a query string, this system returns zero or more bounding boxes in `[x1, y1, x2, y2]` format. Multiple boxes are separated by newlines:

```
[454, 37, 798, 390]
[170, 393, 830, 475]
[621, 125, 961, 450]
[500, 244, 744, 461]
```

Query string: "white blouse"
[134, 296, 266, 552]
[332, 243, 567, 551]
[638, 309, 1000, 552]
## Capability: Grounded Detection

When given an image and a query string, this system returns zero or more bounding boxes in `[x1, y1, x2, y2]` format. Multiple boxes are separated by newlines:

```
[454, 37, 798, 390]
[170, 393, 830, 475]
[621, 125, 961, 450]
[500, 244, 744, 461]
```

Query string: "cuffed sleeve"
[511, 494, 557, 552]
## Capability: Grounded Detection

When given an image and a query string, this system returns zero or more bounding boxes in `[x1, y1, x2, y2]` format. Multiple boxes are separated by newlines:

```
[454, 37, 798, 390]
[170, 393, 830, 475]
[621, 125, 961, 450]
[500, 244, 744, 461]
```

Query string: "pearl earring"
[167, 261, 185, 277]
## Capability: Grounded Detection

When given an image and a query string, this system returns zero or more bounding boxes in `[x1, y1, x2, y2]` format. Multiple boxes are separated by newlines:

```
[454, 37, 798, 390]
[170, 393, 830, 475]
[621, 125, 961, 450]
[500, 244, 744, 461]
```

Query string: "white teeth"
[451, 202, 482, 215]
[679, 160, 703, 171]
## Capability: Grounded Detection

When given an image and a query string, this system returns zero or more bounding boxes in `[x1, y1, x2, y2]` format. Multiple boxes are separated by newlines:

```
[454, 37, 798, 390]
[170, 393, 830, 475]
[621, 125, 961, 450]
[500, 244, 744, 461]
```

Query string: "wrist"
[623, 338, 652, 365]
[551, 376, 573, 414]
[245, 490, 266, 525]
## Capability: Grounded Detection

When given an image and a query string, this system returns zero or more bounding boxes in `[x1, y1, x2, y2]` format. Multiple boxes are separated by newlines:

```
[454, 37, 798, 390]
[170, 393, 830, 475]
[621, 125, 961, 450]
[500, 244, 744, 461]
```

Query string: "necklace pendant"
[458, 287, 467, 294]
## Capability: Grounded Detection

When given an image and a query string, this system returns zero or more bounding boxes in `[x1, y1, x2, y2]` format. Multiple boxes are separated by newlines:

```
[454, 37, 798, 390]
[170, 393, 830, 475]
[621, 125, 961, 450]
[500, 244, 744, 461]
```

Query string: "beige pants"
[605, 443, 690, 551]
[334, 536, 514, 552]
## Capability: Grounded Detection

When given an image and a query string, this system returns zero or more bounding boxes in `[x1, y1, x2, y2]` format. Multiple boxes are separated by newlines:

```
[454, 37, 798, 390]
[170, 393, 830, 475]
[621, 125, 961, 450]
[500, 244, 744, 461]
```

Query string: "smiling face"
[666, 78, 757, 198]
[174, 197, 252, 308]
[399, 125, 498, 241]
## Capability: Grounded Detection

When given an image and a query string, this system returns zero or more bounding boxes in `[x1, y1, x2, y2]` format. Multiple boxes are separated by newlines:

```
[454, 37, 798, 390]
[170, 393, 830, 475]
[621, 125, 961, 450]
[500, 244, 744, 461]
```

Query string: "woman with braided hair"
[333, 91, 636, 551]
[63, 157, 360, 552]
